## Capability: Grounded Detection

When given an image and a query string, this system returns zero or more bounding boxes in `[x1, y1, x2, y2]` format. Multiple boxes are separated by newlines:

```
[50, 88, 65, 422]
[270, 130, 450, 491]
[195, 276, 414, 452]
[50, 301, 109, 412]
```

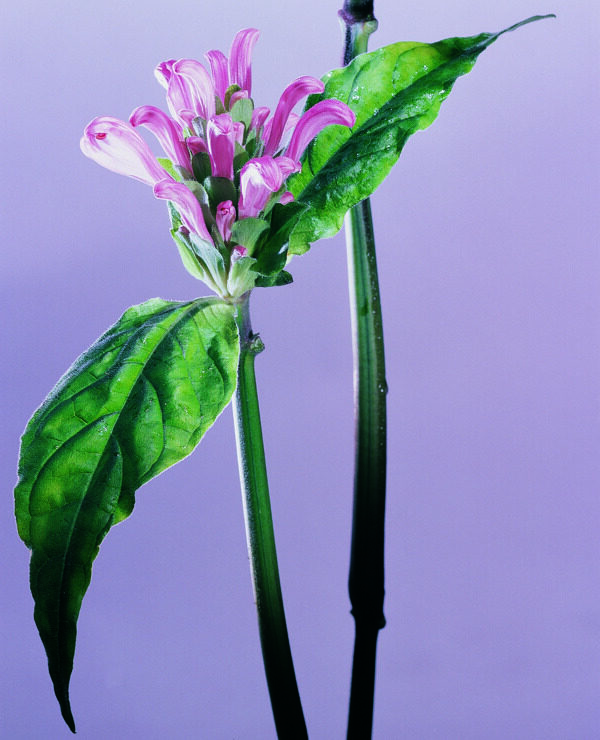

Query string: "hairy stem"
[339, 6, 388, 739]
[232, 294, 308, 739]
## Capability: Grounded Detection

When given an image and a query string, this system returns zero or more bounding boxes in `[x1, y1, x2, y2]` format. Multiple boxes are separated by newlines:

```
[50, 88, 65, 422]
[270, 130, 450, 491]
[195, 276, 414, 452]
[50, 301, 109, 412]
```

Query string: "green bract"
[288, 15, 554, 254]
[14, 297, 239, 731]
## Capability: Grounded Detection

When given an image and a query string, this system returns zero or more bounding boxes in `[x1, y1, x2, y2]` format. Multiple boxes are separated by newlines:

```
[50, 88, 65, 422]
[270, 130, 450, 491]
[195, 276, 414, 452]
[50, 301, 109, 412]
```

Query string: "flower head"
[81, 29, 356, 300]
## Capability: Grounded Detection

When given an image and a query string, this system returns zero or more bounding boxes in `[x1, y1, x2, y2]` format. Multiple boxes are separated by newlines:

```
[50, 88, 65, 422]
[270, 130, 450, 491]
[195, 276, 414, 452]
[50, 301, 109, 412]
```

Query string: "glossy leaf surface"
[288, 15, 554, 254]
[15, 297, 239, 731]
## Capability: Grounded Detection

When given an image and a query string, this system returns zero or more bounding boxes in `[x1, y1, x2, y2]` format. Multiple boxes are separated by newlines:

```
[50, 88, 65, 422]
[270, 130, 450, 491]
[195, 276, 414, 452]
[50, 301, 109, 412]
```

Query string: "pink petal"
[129, 105, 190, 170]
[153, 180, 213, 243]
[279, 191, 295, 205]
[205, 48, 228, 103]
[229, 89, 249, 109]
[251, 106, 270, 134]
[216, 200, 236, 242]
[206, 113, 236, 179]
[166, 59, 216, 127]
[228, 28, 260, 94]
[155, 59, 175, 89]
[263, 76, 325, 156]
[285, 98, 356, 163]
[231, 245, 248, 262]
[263, 112, 299, 152]
[186, 136, 208, 155]
[233, 121, 245, 145]
[275, 156, 301, 179]
[80, 116, 169, 186]
[238, 156, 284, 219]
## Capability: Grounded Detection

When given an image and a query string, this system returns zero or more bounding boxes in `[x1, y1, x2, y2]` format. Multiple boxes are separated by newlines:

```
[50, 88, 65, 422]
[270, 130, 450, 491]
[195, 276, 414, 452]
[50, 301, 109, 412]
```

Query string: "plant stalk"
[339, 4, 388, 738]
[232, 294, 308, 740]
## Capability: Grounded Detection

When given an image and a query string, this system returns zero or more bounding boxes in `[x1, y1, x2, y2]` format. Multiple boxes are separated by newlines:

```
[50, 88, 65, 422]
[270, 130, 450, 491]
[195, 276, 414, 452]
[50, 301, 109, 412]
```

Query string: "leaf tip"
[59, 697, 77, 733]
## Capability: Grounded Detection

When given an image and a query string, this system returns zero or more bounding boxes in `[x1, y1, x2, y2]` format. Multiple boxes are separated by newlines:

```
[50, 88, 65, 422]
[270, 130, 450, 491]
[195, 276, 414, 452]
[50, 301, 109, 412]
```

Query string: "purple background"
[2, 1, 598, 737]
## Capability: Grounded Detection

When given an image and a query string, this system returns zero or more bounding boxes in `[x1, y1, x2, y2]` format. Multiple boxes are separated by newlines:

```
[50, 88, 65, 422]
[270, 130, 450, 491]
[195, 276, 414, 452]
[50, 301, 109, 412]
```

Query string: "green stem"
[231, 294, 308, 740]
[339, 7, 387, 739]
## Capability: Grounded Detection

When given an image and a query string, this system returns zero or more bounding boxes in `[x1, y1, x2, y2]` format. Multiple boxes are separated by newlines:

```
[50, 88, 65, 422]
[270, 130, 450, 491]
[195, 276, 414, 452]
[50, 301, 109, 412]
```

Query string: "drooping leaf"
[15, 296, 239, 732]
[288, 15, 555, 254]
[255, 269, 294, 288]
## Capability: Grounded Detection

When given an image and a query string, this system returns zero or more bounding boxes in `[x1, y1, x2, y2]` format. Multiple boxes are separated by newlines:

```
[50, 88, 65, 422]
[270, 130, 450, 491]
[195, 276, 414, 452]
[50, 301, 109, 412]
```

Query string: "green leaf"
[230, 217, 270, 256]
[288, 15, 555, 254]
[191, 152, 212, 183]
[203, 175, 238, 211]
[254, 202, 306, 277]
[231, 97, 254, 130]
[157, 157, 181, 181]
[255, 270, 294, 288]
[15, 297, 239, 732]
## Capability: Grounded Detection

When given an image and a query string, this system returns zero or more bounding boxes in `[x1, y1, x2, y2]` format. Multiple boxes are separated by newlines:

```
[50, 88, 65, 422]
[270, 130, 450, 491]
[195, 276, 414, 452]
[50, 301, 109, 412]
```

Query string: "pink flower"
[285, 99, 356, 163]
[80, 117, 170, 186]
[238, 156, 300, 219]
[206, 114, 237, 179]
[153, 180, 213, 244]
[216, 200, 236, 242]
[129, 105, 190, 171]
[82, 28, 356, 299]
[226, 28, 260, 96]
[263, 76, 325, 156]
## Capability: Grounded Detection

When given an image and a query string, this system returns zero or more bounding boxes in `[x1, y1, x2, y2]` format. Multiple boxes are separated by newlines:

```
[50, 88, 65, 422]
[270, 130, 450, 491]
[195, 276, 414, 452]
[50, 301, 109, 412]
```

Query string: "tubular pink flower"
[285, 99, 356, 163]
[229, 90, 249, 108]
[153, 180, 213, 244]
[275, 155, 301, 179]
[263, 76, 325, 156]
[251, 106, 270, 134]
[207, 114, 236, 178]
[154, 59, 175, 89]
[263, 112, 299, 153]
[205, 49, 228, 103]
[238, 156, 287, 219]
[186, 136, 208, 155]
[129, 105, 190, 170]
[164, 59, 216, 127]
[228, 28, 260, 94]
[279, 191, 295, 205]
[80, 116, 169, 186]
[216, 200, 236, 242]
[231, 245, 248, 261]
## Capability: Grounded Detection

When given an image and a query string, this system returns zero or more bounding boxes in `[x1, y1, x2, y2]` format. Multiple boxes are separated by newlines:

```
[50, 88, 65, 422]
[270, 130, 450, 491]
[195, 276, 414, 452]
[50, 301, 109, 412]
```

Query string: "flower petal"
[228, 28, 260, 94]
[285, 99, 356, 163]
[238, 156, 284, 219]
[167, 59, 216, 126]
[251, 106, 270, 135]
[80, 116, 169, 185]
[216, 200, 236, 242]
[154, 59, 175, 89]
[263, 76, 325, 156]
[205, 48, 228, 103]
[153, 180, 213, 243]
[129, 105, 190, 170]
[206, 113, 236, 179]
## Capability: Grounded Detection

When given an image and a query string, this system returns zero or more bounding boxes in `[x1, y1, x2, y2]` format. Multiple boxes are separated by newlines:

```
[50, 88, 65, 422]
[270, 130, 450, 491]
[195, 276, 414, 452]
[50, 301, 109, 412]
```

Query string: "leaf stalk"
[232, 294, 308, 739]
[340, 6, 388, 739]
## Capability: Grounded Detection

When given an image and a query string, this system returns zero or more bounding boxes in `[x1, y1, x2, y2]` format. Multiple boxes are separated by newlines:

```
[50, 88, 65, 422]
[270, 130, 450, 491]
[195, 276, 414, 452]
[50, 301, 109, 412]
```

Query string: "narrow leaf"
[15, 296, 239, 731]
[288, 15, 555, 254]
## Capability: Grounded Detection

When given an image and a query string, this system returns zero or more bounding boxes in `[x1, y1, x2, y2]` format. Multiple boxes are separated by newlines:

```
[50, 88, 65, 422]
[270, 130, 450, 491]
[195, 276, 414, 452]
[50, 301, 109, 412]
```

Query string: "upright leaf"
[288, 15, 554, 254]
[15, 296, 239, 732]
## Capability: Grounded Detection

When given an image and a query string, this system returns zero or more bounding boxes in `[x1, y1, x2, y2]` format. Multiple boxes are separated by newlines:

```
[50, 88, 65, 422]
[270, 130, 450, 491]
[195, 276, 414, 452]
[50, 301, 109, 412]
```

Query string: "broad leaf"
[15, 296, 239, 732]
[288, 15, 554, 254]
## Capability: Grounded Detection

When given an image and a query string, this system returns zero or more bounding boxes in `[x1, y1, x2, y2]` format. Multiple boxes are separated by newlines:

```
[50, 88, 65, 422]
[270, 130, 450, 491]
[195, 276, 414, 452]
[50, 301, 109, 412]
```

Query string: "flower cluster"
[81, 29, 355, 300]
